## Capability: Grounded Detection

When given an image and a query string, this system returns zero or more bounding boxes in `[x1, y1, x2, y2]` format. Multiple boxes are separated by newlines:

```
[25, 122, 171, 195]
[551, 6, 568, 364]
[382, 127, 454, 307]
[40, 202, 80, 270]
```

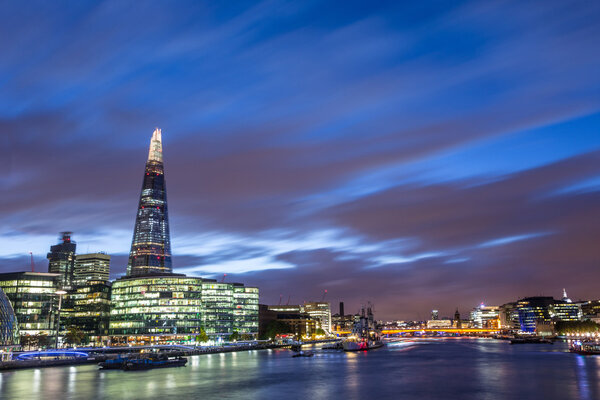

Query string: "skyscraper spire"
[148, 128, 163, 162]
[127, 128, 172, 276]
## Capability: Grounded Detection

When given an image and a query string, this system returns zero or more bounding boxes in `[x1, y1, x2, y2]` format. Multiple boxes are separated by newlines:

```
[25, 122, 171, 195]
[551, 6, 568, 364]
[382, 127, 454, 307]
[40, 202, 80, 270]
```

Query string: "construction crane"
[221, 273, 227, 283]
[286, 295, 291, 305]
[321, 289, 327, 302]
[278, 294, 283, 305]
[29, 252, 35, 272]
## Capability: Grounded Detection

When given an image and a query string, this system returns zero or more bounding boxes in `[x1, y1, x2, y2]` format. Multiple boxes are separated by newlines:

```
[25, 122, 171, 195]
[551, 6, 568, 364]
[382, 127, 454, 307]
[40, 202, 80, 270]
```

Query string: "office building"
[259, 304, 317, 339]
[499, 302, 520, 330]
[127, 128, 173, 276]
[0, 272, 60, 338]
[74, 253, 110, 285]
[67, 280, 112, 344]
[232, 284, 259, 337]
[47, 232, 76, 287]
[470, 304, 500, 329]
[109, 274, 258, 343]
[303, 302, 332, 333]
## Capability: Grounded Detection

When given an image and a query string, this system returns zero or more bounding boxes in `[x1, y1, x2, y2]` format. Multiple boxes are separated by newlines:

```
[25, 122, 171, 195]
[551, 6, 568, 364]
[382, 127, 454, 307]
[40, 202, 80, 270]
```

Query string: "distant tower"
[126, 128, 172, 276]
[339, 301, 345, 316]
[454, 308, 461, 329]
[431, 309, 439, 320]
[47, 232, 76, 287]
[562, 288, 572, 303]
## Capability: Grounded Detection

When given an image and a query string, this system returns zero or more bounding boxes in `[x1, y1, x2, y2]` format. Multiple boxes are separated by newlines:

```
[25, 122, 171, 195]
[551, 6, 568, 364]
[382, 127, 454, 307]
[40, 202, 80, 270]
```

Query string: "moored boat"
[122, 356, 188, 370]
[510, 337, 553, 345]
[98, 355, 130, 369]
[292, 351, 314, 358]
[343, 303, 385, 352]
[569, 340, 600, 355]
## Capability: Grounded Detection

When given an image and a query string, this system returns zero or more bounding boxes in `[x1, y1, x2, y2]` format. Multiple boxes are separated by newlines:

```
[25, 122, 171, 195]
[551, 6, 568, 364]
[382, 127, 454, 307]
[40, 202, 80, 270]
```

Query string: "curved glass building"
[0, 286, 19, 346]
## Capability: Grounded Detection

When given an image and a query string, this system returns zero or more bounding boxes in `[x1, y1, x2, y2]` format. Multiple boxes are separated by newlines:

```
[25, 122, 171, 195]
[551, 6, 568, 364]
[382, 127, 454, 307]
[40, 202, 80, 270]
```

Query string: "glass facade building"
[0, 287, 19, 347]
[47, 232, 76, 287]
[110, 274, 204, 341]
[233, 284, 259, 336]
[74, 253, 110, 285]
[0, 272, 60, 338]
[109, 274, 258, 342]
[516, 297, 581, 332]
[127, 128, 172, 276]
[66, 280, 112, 343]
[470, 305, 500, 329]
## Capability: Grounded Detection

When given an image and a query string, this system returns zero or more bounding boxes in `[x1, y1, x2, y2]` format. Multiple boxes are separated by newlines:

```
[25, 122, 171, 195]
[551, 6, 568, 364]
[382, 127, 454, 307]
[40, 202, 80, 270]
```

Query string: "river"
[0, 338, 598, 399]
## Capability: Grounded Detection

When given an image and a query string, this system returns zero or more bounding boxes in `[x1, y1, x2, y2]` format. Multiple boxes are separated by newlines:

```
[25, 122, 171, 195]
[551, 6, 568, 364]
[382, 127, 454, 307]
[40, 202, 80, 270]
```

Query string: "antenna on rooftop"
[29, 252, 35, 272]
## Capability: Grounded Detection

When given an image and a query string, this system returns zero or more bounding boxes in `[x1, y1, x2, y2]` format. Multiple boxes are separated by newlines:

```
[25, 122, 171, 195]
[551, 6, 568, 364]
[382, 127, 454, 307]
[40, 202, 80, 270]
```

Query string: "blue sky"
[1, 0, 600, 318]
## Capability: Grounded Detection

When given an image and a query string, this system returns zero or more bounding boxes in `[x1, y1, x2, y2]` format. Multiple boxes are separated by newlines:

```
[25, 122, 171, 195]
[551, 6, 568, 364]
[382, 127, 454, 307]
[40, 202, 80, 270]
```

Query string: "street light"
[55, 290, 67, 349]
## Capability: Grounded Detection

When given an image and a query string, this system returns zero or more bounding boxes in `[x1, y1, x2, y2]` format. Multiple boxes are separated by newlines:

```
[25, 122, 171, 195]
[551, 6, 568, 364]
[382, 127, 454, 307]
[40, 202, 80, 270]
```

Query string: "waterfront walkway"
[0, 339, 338, 371]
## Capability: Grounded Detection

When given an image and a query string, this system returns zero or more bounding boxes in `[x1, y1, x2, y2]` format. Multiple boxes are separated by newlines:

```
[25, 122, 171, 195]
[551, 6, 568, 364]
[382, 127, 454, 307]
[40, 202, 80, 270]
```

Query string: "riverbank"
[0, 339, 339, 371]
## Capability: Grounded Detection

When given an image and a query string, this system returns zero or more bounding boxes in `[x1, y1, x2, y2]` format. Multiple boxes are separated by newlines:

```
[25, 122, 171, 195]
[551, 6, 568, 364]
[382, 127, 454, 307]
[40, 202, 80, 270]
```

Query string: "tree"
[20, 335, 34, 350]
[64, 326, 85, 346]
[36, 333, 51, 348]
[315, 328, 326, 336]
[555, 320, 600, 335]
[20, 333, 51, 349]
[260, 320, 292, 340]
[196, 327, 209, 343]
[229, 331, 240, 342]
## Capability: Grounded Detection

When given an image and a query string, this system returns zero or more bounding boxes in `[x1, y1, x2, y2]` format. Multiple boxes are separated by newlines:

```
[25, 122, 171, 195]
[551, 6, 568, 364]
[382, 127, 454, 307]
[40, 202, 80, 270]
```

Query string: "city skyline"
[2, 1, 600, 320]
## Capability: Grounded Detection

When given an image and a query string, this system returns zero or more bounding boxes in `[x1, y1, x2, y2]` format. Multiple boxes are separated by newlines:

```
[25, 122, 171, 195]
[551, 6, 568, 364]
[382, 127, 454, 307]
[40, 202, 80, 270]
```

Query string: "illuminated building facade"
[259, 305, 317, 339]
[66, 280, 111, 344]
[499, 302, 519, 330]
[74, 253, 110, 285]
[109, 274, 258, 342]
[0, 272, 60, 338]
[110, 274, 203, 340]
[232, 284, 259, 337]
[0, 287, 19, 347]
[470, 304, 500, 329]
[127, 128, 172, 277]
[303, 302, 332, 333]
[47, 232, 76, 287]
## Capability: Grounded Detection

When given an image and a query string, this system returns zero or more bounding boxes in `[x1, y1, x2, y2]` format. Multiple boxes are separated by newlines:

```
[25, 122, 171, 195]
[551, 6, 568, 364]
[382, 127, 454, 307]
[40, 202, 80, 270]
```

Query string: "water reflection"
[0, 341, 599, 400]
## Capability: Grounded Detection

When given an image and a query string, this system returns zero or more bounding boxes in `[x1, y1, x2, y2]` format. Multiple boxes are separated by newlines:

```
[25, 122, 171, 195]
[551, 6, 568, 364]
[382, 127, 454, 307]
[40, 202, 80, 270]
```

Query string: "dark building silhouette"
[127, 128, 172, 276]
[339, 301, 345, 316]
[47, 232, 76, 287]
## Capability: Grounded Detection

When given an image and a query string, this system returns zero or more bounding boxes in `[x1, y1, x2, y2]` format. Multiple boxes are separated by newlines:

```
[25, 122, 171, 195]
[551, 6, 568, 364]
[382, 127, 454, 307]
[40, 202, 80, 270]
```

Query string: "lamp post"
[54, 290, 67, 349]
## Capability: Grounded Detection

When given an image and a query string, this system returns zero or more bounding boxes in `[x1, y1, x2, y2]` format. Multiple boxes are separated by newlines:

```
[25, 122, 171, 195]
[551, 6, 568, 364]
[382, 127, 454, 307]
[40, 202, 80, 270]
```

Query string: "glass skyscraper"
[47, 232, 76, 287]
[127, 128, 172, 276]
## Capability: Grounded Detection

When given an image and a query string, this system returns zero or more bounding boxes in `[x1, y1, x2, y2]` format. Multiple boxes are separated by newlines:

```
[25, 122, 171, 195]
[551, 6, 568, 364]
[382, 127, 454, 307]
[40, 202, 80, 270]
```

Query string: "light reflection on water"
[0, 339, 599, 400]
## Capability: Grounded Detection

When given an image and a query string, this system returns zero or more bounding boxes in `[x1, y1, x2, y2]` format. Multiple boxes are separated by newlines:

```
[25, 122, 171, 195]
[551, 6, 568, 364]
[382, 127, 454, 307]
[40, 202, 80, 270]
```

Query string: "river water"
[0, 338, 599, 400]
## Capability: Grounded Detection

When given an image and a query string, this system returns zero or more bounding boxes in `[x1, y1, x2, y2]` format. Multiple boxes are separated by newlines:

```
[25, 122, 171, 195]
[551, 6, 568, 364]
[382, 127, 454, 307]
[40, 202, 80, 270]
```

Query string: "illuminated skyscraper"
[126, 128, 172, 276]
[47, 232, 76, 287]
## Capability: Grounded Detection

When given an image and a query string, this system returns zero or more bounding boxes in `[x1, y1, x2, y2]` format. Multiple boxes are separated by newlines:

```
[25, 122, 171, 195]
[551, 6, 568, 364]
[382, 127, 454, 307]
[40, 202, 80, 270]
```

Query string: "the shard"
[126, 128, 172, 276]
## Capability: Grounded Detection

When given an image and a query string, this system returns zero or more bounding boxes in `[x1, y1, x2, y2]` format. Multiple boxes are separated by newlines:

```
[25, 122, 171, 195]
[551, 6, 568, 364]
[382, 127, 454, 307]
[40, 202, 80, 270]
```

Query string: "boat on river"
[569, 340, 600, 355]
[343, 303, 384, 352]
[123, 356, 187, 370]
[510, 337, 553, 345]
[292, 351, 314, 358]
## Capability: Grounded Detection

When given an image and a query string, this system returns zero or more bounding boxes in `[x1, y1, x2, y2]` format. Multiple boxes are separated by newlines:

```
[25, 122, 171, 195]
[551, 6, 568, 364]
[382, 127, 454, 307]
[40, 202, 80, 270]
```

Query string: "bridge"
[334, 328, 500, 335]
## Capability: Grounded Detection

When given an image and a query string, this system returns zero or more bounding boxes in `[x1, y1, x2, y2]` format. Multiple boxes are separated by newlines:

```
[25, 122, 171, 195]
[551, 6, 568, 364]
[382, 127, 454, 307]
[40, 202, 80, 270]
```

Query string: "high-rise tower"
[126, 128, 172, 276]
[47, 232, 76, 287]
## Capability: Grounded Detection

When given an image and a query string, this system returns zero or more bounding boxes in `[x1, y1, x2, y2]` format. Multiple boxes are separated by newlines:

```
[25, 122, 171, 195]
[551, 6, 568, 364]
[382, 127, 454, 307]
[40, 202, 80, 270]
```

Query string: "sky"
[1, 0, 600, 320]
